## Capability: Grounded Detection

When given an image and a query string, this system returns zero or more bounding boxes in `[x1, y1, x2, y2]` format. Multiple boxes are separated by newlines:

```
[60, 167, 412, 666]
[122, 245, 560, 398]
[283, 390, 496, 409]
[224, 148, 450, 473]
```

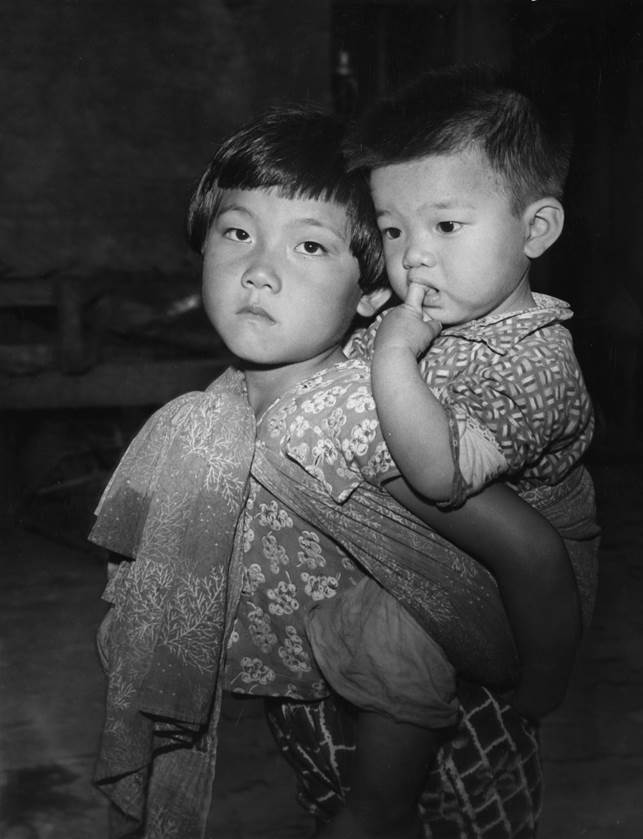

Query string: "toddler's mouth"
[420, 286, 440, 305]
[407, 272, 438, 296]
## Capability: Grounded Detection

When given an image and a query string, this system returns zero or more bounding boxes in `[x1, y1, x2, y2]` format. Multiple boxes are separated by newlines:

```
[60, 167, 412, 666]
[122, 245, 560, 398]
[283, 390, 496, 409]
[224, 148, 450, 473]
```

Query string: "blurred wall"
[0, 0, 331, 280]
[2, 0, 641, 322]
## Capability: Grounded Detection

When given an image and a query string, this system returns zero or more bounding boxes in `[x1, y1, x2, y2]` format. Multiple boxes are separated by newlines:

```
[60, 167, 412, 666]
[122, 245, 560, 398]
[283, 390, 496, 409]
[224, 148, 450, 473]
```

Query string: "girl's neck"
[244, 346, 346, 419]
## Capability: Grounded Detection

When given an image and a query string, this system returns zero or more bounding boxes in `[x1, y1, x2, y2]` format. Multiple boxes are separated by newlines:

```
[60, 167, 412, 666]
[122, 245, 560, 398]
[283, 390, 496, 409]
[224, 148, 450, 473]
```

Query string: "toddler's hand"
[375, 281, 442, 357]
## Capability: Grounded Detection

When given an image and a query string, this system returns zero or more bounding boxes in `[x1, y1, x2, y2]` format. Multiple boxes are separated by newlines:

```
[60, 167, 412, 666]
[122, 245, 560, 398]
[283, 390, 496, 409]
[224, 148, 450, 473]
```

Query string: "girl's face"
[202, 188, 364, 376]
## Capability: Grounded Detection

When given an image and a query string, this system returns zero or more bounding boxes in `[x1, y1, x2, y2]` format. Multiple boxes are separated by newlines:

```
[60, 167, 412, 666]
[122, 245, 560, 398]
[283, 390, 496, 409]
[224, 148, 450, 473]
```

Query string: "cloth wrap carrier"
[89, 367, 591, 838]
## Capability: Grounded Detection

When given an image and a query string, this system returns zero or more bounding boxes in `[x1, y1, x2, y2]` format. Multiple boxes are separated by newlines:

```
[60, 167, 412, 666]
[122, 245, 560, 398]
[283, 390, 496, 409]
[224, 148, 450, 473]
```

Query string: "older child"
[89, 106, 580, 839]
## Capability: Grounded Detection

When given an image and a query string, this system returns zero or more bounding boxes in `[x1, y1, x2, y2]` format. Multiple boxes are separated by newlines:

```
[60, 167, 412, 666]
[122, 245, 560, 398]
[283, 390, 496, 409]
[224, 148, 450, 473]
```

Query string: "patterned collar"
[438, 293, 573, 356]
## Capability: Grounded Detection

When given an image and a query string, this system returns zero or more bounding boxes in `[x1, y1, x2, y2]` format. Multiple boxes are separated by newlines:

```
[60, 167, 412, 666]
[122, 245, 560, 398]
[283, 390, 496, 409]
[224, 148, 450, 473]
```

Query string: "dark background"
[1, 3, 642, 837]
[2, 2, 642, 513]
[0, 0, 641, 581]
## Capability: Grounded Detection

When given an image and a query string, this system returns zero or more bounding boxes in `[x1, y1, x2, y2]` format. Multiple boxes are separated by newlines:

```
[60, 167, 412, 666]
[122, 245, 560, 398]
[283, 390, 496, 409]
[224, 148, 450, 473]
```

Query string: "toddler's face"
[370, 147, 534, 326]
[201, 188, 362, 370]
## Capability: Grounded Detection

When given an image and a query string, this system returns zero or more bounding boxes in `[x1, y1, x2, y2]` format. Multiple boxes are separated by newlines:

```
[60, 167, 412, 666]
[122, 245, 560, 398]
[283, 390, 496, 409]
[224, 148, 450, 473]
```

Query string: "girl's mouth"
[238, 303, 275, 322]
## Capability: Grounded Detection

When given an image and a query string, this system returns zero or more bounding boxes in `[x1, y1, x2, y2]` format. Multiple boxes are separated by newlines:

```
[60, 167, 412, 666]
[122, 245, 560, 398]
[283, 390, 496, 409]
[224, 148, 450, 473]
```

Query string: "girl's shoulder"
[260, 359, 372, 435]
[134, 368, 251, 450]
[90, 370, 255, 558]
[261, 359, 396, 503]
[297, 357, 371, 395]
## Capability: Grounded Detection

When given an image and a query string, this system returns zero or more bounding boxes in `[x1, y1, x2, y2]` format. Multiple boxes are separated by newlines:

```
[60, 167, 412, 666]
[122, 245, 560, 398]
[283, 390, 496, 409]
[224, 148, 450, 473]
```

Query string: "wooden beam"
[1, 358, 228, 410]
[0, 279, 56, 307]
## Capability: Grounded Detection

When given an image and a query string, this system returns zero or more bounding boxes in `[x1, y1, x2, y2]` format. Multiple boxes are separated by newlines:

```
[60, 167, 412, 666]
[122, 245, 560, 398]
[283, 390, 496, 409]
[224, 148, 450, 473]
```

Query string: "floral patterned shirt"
[223, 360, 399, 700]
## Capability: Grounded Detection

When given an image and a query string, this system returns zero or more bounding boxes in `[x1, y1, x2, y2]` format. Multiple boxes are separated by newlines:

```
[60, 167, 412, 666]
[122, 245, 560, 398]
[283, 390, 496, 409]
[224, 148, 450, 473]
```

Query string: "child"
[308, 66, 601, 833]
[348, 63, 599, 615]
[89, 105, 580, 839]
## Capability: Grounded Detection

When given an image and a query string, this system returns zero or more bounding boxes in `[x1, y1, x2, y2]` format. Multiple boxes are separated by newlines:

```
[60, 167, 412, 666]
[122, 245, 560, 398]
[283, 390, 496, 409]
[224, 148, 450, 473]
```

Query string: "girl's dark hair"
[187, 105, 385, 292]
[348, 65, 573, 214]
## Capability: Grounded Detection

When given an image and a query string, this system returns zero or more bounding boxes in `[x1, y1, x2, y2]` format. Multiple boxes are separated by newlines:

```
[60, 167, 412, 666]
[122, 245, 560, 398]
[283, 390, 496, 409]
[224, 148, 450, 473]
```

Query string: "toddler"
[312, 65, 601, 834]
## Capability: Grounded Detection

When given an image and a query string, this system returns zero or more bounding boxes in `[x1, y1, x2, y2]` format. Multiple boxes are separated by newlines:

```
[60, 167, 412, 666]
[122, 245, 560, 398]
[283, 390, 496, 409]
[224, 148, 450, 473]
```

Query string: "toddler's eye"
[224, 227, 250, 241]
[381, 227, 401, 240]
[296, 241, 326, 255]
[437, 221, 462, 234]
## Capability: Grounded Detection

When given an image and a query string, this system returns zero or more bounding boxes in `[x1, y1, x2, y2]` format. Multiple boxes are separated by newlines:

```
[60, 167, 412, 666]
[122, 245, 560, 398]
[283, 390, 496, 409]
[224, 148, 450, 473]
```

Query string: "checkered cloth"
[266, 681, 542, 838]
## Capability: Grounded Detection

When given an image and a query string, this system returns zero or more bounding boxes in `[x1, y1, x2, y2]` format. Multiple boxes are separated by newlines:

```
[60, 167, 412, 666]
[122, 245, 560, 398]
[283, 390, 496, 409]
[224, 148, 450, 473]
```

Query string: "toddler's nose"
[402, 243, 437, 270]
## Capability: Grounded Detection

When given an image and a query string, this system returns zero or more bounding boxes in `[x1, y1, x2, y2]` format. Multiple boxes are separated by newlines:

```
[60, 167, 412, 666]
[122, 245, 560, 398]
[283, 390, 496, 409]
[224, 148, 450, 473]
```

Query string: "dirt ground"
[1, 431, 642, 838]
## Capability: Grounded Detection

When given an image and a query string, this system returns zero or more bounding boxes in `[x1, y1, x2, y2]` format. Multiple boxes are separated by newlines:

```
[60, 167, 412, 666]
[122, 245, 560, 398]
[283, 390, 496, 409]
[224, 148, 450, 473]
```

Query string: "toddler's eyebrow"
[430, 198, 475, 210]
[376, 199, 475, 217]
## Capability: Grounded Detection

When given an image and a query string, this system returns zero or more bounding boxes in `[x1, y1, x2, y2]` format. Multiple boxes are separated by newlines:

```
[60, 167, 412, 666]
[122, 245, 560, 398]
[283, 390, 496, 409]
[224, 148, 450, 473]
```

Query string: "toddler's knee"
[318, 804, 419, 839]
[349, 795, 419, 838]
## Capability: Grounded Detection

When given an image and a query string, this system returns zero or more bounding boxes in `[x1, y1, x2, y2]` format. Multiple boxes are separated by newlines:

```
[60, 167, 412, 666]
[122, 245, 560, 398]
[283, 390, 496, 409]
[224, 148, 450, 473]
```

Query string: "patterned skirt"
[266, 682, 542, 839]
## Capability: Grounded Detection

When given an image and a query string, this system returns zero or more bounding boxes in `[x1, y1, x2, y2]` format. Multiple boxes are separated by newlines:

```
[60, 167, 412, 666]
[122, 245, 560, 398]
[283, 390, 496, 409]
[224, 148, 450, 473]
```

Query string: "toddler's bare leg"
[318, 711, 447, 838]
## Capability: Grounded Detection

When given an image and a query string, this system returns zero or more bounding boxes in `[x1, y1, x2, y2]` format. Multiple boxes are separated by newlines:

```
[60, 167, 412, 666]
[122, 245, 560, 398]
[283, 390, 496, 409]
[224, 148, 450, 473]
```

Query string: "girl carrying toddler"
[90, 105, 580, 838]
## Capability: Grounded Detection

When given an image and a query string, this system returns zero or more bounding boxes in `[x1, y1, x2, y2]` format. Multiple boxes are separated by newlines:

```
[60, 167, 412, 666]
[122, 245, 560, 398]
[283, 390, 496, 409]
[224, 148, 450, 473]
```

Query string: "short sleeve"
[438, 335, 594, 503]
[283, 366, 399, 503]
[343, 318, 380, 361]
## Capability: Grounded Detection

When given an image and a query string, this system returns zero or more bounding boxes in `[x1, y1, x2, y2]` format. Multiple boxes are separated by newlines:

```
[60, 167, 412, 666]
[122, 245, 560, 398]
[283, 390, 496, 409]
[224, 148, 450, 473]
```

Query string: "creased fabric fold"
[89, 364, 554, 837]
[89, 369, 254, 834]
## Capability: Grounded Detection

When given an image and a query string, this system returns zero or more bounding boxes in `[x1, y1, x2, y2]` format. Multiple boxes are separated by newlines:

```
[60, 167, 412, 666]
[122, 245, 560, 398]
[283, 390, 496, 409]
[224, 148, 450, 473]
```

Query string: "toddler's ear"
[523, 198, 565, 258]
[357, 287, 392, 317]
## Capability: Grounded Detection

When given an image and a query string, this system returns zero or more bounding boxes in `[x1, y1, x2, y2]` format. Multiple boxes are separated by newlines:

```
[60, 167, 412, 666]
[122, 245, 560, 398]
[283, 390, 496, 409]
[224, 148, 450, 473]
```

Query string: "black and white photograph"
[1, 1, 642, 837]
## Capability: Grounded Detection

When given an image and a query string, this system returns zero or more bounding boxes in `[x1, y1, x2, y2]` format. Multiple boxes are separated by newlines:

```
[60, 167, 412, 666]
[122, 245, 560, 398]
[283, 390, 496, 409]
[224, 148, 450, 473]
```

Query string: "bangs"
[210, 138, 362, 208]
[187, 105, 387, 293]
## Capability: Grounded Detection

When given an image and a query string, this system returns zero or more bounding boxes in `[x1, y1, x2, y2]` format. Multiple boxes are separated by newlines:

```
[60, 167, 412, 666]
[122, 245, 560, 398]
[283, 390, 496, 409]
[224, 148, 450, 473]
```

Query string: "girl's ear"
[523, 198, 565, 259]
[357, 287, 392, 317]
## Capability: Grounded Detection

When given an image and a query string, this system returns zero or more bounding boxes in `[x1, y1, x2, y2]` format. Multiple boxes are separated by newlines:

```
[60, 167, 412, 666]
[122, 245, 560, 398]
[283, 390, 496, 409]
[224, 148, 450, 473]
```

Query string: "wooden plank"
[0, 344, 55, 375]
[1, 358, 228, 410]
[0, 278, 56, 307]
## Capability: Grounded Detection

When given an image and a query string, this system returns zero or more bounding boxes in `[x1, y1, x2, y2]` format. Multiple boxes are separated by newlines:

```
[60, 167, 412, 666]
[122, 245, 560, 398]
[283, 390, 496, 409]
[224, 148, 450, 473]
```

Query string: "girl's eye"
[437, 221, 462, 234]
[296, 241, 326, 255]
[224, 227, 251, 242]
[381, 227, 401, 240]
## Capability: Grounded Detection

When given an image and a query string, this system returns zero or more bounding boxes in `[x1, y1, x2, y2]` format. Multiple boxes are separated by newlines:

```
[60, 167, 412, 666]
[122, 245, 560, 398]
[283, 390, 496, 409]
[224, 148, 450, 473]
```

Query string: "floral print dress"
[223, 359, 398, 699]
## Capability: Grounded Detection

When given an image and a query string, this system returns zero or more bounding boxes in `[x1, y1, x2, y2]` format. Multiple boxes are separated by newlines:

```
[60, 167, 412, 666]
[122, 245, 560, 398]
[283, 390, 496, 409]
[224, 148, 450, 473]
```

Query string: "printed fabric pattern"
[225, 363, 396, 699]
[267, 681, 543, 838]
[88, 361, 538, 838]
[225, 360, 517, 701]
[345, 293, 595, 507]
[88, 368, 255, 836]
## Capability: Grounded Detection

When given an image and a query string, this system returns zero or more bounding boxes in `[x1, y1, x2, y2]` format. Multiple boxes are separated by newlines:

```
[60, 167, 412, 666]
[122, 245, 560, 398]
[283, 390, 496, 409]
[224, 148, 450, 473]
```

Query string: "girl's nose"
[402, 242, 437, 270]
[241, 258, 281, 292]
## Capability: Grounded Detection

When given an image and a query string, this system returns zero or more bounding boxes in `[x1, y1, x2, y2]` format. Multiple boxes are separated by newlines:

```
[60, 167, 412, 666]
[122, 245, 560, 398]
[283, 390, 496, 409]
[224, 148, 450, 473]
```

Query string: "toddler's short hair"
[188, 105, 385, 293]
[348, 65, 572, 213]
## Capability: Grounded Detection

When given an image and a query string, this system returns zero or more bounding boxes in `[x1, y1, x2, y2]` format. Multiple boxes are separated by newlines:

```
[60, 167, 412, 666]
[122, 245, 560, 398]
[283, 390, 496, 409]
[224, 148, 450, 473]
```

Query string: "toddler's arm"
[372, 282, 454, 500]
[386, 475, 582, 720]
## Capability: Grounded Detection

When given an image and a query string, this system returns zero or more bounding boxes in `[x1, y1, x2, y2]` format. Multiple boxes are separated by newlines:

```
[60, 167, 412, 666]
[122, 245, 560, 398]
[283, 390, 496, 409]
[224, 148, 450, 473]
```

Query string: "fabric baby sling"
[89, 367, 530, 838]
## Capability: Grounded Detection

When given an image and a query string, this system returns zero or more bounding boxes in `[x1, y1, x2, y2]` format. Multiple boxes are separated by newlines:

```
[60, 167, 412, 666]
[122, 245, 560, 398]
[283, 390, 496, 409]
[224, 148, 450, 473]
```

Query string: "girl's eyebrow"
[217, 203, 252, 216]
[293, 216, 345, 239]
[217, 204, 347, 241]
